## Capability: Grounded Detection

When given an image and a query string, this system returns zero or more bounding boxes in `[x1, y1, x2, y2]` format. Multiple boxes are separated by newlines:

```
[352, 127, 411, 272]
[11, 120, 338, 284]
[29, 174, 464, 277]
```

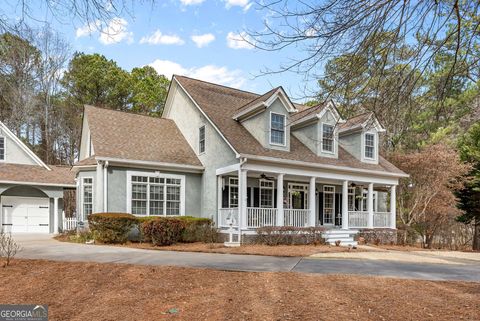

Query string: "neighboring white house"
[73, 75, 408, 243]
[0, 122, 75, 234]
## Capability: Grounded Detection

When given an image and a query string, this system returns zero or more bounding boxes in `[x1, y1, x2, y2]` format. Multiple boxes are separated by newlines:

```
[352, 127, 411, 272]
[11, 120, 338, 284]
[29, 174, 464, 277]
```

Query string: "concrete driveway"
[13, 234, 480, 282]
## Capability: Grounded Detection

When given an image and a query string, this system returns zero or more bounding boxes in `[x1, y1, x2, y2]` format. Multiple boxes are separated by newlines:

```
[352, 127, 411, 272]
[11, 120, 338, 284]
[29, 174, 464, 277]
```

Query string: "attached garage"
[2, 196, 50, 233]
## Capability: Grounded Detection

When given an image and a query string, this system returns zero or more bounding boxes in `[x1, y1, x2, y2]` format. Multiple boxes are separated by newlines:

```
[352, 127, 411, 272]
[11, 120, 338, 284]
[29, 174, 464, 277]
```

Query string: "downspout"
[103, 161, 109, 212]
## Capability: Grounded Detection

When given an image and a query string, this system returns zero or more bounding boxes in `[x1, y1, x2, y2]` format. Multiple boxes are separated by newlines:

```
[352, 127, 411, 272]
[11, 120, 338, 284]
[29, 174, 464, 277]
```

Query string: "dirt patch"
[115, 242, 365, 257]
[1, 259, 479, 321]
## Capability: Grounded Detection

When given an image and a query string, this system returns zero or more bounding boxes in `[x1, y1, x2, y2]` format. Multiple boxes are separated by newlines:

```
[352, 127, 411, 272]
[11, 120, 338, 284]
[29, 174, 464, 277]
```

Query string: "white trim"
[94, 156, 204, 172]
[216, 163, 240, 176]
[322, 185, 335, 225]
[228, 177, 239, 208]
[361, 131, 378, 163]
[126, 170, 186, 216]
[0, 136, 5, 162]
[0, 180, 76, 188]
[290, 100, 345, 128]
[80, 177, 94, 221]
[240, 154, 409, 179]
[233, 87, 297, 120]
[0, 121, 50, 170]
[259, 179, 275, 208]
[287, 182, 308, 209]
[320, 123, 335, 154]
[198, 125, 206, 155]
[168, 77, 240, 157]
[269, 111, 287, 147]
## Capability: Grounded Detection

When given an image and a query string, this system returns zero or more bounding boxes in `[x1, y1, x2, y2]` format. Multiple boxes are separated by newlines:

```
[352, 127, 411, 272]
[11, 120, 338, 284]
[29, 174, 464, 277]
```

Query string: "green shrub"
[141, 218, 185, 246]
[88, 213, 137, 244]
[180, 218, 218, 243]
[255, 226, 326, 246]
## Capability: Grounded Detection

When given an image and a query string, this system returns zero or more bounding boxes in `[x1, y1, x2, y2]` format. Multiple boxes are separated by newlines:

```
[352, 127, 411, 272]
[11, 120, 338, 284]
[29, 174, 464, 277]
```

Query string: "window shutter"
[253, 188, 260, 207]
[318, 192, 324, 225]
[222, 186, 229, 208]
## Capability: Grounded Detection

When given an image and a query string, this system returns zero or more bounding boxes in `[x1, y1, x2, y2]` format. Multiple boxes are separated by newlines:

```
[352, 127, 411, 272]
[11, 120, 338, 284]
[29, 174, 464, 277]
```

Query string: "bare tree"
[0, 231, 21, 267]
[248, 0, 480, 101]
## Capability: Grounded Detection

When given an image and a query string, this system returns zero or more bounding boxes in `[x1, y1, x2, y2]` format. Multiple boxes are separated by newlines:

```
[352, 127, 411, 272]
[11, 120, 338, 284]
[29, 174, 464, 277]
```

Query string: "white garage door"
[2, 196, 50, 233]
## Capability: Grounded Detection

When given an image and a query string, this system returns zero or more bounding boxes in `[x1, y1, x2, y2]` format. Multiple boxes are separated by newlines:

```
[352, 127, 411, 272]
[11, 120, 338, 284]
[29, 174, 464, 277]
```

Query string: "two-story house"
[73, 75, 408, 244]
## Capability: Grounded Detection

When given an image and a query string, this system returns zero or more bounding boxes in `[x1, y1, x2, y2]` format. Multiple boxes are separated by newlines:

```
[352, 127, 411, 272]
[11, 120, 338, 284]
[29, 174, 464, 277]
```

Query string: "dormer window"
[0, 137, 4, 160]
[364, 133, 375, 159]
[199, 125, 205, 154]
[322, 124, 334, 153]
[270, 112, 286, 146]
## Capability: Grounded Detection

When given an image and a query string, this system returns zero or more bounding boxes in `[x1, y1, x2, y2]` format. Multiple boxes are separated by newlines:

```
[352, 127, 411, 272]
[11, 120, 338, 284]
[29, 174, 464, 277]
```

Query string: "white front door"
[2, 196, 50, 233]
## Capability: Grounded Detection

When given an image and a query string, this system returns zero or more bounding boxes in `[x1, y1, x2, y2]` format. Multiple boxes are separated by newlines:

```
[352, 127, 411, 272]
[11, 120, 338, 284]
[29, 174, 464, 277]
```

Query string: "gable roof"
[339, 112, 386, 134]
[0, 121, 50, 170]
[173, 75, 405, 176]
[0, 164, 75, 187]
[81, 105, 202, 168]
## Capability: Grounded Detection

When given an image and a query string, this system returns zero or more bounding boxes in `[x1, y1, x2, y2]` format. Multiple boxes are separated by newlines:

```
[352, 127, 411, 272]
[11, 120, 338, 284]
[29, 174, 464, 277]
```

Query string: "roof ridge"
[174, 74, 260, 97]
[236, 87, 280, 111]
[85, 105, 174, 122]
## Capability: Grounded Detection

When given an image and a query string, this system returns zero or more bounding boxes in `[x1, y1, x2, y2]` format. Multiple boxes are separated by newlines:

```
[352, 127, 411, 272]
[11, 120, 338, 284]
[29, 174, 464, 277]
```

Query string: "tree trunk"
[473, 219, 480, 251]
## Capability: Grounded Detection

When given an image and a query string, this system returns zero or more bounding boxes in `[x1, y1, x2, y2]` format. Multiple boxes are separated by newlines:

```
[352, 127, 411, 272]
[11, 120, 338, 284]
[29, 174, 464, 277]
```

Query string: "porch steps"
[323, 229, 359, 247]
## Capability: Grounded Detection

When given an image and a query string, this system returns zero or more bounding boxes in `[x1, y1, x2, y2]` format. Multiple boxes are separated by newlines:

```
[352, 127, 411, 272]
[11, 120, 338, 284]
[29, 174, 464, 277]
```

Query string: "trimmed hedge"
[142, 218, 185, 246]
[255, 226, 326, 246]
[88, 213, 137, 244]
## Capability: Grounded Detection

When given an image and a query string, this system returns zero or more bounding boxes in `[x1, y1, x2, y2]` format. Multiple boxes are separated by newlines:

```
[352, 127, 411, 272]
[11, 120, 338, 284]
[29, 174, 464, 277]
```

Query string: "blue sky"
[3, 0, 319, 102]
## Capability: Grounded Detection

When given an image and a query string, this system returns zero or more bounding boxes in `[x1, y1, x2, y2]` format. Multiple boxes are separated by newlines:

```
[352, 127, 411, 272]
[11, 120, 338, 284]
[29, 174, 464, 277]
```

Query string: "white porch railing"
[348, 211, 369, 228]
[247, 207, 277, 228]
[218, 208, 239, 227]
[284, 209, 309, 227]
[63, 217, 78, 231]
[374, 212, 390, 228]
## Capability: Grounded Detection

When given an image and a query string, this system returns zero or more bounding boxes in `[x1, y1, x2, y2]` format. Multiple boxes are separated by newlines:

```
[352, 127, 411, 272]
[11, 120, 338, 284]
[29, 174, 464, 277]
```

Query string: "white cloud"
[226, 31, 254, 49]
[148, 59, 246, 88]
[225, 0, 252, 11]
[180, 0, 205, 5]
[76, 20, 100, 38]
[140, 30, 185, 45]
[191, 33, 215, 48]
[99, 18, 133, 45]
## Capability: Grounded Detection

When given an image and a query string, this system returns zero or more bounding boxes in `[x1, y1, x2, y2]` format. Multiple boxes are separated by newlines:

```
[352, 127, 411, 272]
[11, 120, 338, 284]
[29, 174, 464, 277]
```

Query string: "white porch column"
[390, 185, 396, 229]
[342, 180, 349, 229]
[53, 197, 59, 234]
[367, 182, 374, 228]
[217, 175, 222, 224]
[308, 177, 316, 226]
[239, 169, 248, 230]
[277, 173, 284, 226]
[95, 162, 103, 213]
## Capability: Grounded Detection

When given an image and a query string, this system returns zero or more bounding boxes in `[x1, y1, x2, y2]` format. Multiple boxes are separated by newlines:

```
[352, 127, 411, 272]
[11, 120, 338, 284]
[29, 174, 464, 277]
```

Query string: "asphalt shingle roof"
[0, 164, 75, 186]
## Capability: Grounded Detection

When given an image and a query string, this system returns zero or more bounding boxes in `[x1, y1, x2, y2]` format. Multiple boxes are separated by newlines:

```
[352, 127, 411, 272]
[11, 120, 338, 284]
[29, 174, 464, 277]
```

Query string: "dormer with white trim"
[338, 112, 385, 165]
[0, 121, 51, 169]
[290, 100, 345, 158]
[233, 87, 297, 152]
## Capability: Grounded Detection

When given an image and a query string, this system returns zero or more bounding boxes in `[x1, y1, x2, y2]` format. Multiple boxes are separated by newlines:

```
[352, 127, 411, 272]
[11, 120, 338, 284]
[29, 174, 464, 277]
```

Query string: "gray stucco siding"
[104, 166, 202, 217]
[0, 128, 37, 165]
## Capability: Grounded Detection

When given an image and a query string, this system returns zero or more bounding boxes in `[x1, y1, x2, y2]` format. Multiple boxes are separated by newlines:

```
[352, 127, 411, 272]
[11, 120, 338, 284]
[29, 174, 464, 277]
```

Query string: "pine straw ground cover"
[1, 259, 479, 321]
[117, 242, 367, 256]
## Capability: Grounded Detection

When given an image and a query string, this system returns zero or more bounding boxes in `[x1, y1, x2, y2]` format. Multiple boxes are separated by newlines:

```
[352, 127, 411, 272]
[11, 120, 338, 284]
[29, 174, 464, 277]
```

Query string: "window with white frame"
[323, 186, 335, 224]
[0, 137, 4, 160]
[129, 173, 184, 216]
[260, 180, 275, 208]
[199, 125, 205, 154]
[270, 113, 286, 145]
[364, 133, 375, 159]
[348, 187, 355, 211]
[229, 177, 239, 208]
[82, 178, 93, 218]
[361, 189, 377, 212]
[322, 124, 334, 152]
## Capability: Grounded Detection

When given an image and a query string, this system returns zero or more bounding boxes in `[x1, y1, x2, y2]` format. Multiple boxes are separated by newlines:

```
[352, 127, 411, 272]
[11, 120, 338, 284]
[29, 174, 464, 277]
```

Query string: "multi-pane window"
[229, 178, 239, 208]
[130, 175, 182, 216]
[260, 180, 274, 208]
[323, 186, 335, 224]
[348, 187, 355, 211]
[270, 113, 286, 145]
[322, 124, 334, 152]
[365, 133, 375, 159]
[0, 137, 4, 160]
[82, 178, 93, 218]
[199, 125, 205, 154]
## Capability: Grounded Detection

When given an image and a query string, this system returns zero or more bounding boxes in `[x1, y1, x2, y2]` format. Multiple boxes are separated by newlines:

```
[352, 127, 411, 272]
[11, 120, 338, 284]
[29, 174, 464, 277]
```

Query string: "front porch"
[216, 164, 397, 232]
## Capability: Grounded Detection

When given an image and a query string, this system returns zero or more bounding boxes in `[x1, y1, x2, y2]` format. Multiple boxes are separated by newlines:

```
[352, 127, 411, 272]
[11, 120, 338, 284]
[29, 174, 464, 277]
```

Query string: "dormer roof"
[339, 112, 386, 135]
[290, 100, 345, 128]
[232, 87, 297, 121]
